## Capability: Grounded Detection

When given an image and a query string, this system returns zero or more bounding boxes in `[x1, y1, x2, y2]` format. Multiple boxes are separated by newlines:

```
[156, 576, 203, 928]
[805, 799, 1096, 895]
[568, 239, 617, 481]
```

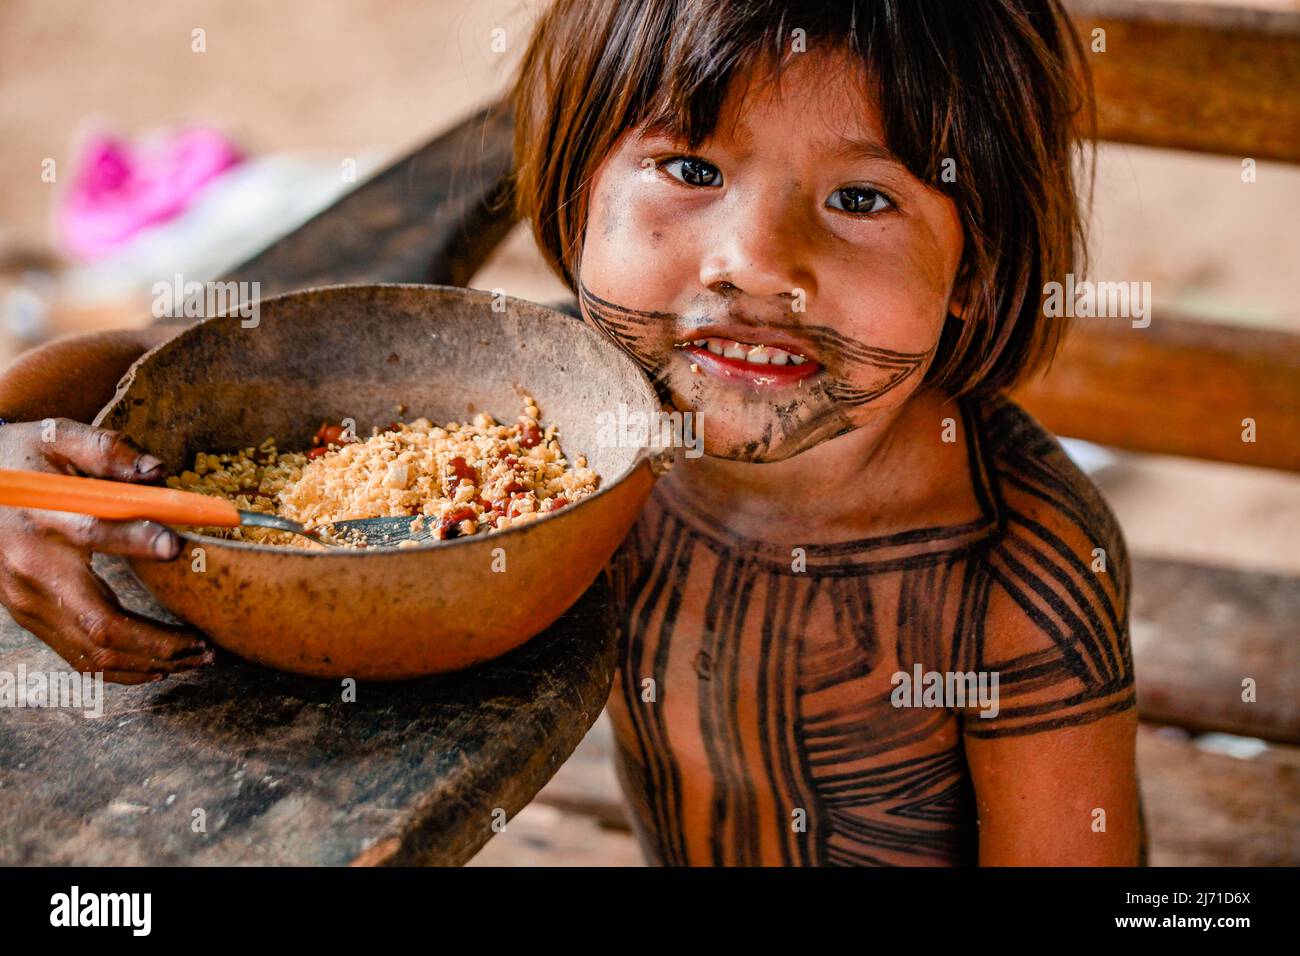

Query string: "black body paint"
[604, 394, 1136, 865]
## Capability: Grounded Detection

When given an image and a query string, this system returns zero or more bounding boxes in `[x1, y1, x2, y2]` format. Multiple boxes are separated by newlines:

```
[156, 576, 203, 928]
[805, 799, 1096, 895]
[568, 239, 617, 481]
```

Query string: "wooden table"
[0, 102, 622, 866]
[0, 556, 617, 865]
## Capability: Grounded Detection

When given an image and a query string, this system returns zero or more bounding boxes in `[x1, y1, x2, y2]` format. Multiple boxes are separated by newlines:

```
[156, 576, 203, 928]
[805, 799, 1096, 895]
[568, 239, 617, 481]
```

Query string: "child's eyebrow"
[820, 135, 906, 168]
[637, 118, 686, 141]
[635, 122, 908, 172]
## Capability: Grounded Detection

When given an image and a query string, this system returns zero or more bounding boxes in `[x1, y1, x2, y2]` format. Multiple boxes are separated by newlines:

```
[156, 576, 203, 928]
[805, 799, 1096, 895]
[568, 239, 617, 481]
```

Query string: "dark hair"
[510, 0, 1095, 399]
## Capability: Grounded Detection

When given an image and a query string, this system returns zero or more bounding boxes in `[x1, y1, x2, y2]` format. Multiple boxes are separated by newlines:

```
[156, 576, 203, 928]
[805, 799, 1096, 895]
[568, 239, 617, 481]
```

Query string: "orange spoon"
[0, 467, 330, 545]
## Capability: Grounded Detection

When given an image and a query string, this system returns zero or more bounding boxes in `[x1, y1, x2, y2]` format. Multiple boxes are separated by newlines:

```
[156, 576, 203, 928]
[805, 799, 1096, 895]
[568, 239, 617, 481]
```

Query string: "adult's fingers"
[68, 562, 210, 664]
[31, 512, 183, 562]
[42, 600, 214, 675]
[38, 419, 165, 482]
[12, 547, 211, 669]
[6, 599, 210, 683]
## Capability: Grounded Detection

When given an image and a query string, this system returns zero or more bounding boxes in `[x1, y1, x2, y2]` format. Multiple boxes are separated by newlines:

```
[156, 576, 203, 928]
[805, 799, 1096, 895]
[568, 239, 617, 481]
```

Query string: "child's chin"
[693, 406, 859, 463]
[700, 427, 812, 464]
[663, 372, 855, 462]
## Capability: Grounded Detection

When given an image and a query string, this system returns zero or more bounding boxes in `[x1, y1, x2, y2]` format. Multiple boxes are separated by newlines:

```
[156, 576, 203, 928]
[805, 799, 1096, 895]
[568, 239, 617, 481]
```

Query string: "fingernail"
[136, 454, 164, 476]
[201, 651, 216, 665]
[153, 529, 181, 559]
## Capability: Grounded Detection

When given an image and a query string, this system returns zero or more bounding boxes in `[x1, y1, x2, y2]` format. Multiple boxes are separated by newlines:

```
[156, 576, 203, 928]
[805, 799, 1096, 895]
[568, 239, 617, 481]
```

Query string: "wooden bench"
[1011, 0, 1300, 867]
[213, 0, 1300, 866]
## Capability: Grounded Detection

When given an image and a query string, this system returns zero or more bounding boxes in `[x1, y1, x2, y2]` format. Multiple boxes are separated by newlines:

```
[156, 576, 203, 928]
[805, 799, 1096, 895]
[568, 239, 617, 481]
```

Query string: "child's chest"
[605, 493, 984, 866]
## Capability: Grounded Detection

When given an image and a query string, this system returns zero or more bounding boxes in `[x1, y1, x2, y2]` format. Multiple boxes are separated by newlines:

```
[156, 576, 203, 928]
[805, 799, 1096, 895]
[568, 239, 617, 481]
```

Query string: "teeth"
[695, 336, 811, 368]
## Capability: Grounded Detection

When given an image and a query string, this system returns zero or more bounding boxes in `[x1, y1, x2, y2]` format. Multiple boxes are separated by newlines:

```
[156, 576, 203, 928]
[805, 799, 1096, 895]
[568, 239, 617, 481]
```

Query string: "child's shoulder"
[956, 393, 1136, 737]
[968, 391, 1128, 577]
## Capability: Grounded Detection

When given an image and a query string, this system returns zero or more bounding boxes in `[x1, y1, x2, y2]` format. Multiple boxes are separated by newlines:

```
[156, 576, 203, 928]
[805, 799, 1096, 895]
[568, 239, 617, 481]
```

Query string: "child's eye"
[659, 157, 722, 188]
[826, 185, 894, 216]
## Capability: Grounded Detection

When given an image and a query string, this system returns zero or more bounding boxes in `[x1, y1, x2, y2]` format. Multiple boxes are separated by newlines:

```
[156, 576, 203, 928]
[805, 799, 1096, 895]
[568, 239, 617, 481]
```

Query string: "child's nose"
[698, 199, 815, 303]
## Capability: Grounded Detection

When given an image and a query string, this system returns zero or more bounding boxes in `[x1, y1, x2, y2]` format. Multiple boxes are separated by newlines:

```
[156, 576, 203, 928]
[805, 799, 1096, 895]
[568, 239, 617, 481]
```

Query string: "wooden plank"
[1130, 556, 1300, 744]
[1014, 316, 1300, 471]
[1138, 723, 1300, 866]
[0, 555, 617, 866]
[155, 101, 517, 318]
[1066, 0, 1300, 162]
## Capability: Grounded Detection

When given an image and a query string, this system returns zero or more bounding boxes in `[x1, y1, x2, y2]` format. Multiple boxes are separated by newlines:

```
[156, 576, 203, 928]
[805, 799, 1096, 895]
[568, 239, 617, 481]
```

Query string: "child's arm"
[964, 710, 1140, 865]
[0, 324, 212, 683]
[959, 498, 1140, 865]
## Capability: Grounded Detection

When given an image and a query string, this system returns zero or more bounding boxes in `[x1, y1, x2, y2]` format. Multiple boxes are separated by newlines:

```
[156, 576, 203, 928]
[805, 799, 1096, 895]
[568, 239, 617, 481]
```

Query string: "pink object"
[58, 127, 243, 260]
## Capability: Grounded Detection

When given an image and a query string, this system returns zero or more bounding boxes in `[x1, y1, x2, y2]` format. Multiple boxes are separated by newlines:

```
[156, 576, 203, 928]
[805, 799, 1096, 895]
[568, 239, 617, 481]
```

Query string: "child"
[509, 0, 1138, 865]
[0, 0, 1139, 864]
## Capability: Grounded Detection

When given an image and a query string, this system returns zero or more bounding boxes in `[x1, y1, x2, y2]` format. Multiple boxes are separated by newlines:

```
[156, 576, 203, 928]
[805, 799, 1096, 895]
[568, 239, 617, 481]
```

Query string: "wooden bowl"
[95, 284, 664, 679]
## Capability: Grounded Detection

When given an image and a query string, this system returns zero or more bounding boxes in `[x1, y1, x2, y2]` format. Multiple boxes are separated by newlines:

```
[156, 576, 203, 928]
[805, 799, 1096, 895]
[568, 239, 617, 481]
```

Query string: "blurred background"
[0, 0, 1296, 865]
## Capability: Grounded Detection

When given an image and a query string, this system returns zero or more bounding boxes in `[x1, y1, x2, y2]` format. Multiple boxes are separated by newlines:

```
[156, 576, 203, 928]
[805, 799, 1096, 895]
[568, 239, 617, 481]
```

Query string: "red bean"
[312, 422, 354, 448]
[306, 446, 330, 460]
[439, 506, 477, 539]
[446, 455, 477, 484]
[519, 420, 542, 448]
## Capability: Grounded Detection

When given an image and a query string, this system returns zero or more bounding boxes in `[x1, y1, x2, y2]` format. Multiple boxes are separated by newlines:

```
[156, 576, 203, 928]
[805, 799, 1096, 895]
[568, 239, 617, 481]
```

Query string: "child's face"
[577, 49, 966, 463]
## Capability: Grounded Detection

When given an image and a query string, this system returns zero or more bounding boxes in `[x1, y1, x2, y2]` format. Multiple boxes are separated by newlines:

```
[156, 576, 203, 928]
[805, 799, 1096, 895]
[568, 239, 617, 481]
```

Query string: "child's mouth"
[675, 337, 823, 388]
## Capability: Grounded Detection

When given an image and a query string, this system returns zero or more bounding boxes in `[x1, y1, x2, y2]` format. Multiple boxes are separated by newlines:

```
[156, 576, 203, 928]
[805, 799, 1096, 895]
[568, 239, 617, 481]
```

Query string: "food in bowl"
[166, 396, 599, 548]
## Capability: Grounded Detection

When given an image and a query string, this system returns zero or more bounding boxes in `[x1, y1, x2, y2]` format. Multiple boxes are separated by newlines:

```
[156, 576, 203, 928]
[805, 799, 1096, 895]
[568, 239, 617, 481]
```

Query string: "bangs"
[634, 8, 862, 154]
[583, 0, 987, 200]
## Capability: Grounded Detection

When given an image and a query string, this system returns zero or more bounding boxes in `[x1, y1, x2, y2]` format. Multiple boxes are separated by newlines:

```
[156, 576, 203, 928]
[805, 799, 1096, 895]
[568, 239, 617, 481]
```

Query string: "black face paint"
[576, 280, 678, 399]
[576, 279, 935, 463]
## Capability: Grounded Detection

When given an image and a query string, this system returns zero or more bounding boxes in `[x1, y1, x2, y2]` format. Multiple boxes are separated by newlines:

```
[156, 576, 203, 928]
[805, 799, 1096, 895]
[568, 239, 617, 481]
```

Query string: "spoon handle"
[0, 467, 241, 527]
